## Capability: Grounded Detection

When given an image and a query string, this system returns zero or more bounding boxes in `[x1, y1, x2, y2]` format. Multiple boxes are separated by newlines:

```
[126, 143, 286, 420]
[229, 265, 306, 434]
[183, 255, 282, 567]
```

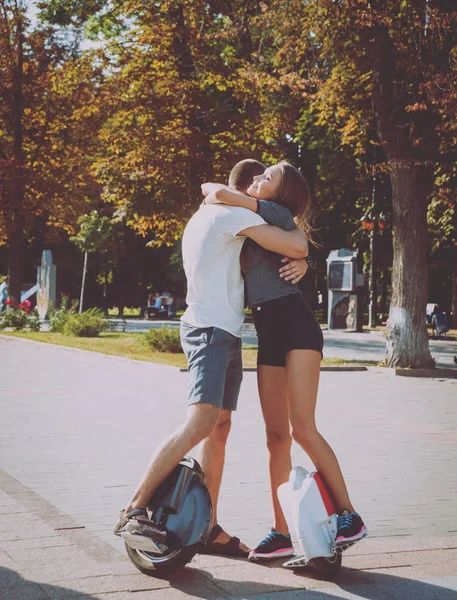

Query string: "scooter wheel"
[125, 542, 202, 577]
[311, 552, 342, 577]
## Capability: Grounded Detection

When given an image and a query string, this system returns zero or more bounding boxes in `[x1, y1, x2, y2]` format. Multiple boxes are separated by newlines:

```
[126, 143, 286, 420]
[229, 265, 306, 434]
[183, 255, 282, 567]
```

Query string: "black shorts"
[252, 292, 324, 367]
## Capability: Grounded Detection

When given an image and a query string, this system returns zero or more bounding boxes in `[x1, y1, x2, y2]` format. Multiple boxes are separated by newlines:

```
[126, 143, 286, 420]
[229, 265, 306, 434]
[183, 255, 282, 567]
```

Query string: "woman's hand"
[201, 182, 228, 197]
[203, 191, 225, 205]
[279, 257, 309, 284]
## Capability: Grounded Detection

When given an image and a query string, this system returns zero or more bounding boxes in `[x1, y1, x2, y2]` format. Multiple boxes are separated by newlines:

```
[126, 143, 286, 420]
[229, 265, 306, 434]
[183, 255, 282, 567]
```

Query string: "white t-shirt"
[181, 204, 266, 337]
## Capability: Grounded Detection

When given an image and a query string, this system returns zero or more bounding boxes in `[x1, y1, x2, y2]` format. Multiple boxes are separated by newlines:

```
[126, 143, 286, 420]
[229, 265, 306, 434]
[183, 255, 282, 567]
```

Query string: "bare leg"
[199, 409, 250, 553]
[199, 409, 232, 526]
[286, 350, 355, 512]
[125, 403, 221, 512]
[257, 365, 292, 536]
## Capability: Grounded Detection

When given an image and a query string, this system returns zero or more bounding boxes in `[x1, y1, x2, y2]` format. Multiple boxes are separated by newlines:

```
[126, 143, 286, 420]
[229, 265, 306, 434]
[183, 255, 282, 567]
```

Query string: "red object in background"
[361, 215, 375, 231]
[17, 300, 32, 314]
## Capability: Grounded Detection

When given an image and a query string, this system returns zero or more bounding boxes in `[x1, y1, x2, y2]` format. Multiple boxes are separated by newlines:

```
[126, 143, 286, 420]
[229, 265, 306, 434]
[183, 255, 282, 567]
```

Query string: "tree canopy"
[1, 0, 457, 365]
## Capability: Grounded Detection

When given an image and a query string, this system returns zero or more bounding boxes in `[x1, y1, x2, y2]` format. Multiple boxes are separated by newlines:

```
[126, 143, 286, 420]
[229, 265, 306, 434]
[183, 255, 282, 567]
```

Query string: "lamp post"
[361, 213, 386, 328]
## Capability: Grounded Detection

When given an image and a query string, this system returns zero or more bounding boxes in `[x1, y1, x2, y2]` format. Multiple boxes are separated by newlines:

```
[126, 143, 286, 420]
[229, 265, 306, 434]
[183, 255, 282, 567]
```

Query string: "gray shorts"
[180, 321, 243, 412]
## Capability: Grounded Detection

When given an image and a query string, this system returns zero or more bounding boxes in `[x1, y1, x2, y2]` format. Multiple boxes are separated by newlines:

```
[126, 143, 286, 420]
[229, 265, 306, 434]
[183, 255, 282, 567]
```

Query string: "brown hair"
[275, 161, 316, 245]
[229, 159, 266, 191]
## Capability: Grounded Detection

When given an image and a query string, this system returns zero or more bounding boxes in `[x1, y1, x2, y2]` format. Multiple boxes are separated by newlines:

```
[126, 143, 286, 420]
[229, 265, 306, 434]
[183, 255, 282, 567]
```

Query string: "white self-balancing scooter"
[278, 466, 360, 576]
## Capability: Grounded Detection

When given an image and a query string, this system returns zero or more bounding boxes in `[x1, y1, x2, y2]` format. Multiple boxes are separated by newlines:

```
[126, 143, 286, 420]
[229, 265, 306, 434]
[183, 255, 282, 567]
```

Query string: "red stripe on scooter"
[313, 472, 337, 516]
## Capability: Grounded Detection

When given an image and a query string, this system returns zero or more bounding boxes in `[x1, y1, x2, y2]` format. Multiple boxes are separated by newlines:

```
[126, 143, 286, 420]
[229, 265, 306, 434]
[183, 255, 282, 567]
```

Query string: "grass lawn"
[1, 331, 379, 369]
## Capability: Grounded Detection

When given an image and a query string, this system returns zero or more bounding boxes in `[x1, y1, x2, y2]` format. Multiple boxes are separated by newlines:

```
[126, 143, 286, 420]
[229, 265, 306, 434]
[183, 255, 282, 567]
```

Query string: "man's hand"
[279, 257, 309, 284]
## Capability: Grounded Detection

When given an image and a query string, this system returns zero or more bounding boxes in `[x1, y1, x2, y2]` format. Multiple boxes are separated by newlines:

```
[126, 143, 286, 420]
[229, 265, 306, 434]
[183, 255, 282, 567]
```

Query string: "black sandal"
[203, 524, 250, 558]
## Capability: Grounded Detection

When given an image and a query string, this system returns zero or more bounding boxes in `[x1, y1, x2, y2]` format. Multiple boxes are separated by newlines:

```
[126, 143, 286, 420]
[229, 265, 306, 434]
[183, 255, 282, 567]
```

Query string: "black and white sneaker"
[248, 528, 294, 561]
[114, 509, 166, 540]
[114, 508, 168, 553]
[335, 510, 367, 546]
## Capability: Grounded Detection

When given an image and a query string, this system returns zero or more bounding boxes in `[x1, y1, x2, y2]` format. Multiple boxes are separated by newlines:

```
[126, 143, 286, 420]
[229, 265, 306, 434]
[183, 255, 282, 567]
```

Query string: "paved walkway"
[1, 335, 457, 599]
[108, 319, 457, 369]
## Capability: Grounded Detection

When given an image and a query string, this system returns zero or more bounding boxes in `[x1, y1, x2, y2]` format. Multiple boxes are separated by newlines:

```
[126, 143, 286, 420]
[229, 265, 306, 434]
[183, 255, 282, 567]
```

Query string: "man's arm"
[239, 224, 308, 259]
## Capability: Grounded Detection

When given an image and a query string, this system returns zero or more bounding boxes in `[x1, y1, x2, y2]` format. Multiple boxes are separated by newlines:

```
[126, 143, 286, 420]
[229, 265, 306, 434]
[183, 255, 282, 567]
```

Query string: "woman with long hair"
[202, 161, 367, 560]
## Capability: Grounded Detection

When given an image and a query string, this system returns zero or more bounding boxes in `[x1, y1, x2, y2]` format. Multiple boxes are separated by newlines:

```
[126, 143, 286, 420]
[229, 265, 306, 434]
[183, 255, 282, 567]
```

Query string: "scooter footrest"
[333, 540, 358, 554]
[283, 555, 309, 569]
[121, 531, 168, 554]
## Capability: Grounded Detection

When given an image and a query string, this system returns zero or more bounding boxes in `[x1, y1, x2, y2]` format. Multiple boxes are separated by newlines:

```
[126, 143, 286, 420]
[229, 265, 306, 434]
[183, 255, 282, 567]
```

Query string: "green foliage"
[108, 307, 140, 317]
[62, 308, 105, 337]
[93, 0, 286, 245]
[142, 327, 183, 354]
[2, 0, 456, 333]
[70, 211, 113, 254]
[104, 318, 127, 332]
[0, 308, 40, 331]
[0, 309, 28, 331]
[0, 5, 106, 244]
[48, 295, 80, 333]
[27, 309, 42, 332]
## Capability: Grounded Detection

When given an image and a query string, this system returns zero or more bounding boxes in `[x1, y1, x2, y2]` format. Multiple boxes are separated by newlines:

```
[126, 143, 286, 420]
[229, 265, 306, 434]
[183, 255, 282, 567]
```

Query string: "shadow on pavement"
[1, 566, 98, 600]
[167, 563, 457, 599]
[2, 562, 457, 600]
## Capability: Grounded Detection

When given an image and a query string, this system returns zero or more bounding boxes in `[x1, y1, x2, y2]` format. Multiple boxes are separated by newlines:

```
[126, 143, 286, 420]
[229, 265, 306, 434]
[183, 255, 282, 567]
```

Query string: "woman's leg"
[257, 364, 292, 535]
[285, 349, 355, 512]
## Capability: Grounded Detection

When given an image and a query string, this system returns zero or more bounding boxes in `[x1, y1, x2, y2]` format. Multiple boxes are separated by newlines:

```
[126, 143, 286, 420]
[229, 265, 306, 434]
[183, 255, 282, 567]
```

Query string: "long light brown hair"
[275, 161, 317, 245]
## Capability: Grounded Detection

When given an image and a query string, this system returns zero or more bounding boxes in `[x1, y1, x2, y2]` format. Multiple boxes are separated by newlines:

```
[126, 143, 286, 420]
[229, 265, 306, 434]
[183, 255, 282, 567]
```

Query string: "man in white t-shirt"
[114, 160, 308, 555]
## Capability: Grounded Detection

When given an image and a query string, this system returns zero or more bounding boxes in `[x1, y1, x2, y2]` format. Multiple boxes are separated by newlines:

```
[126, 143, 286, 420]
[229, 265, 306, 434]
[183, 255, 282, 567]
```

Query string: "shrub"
[48, 295, 79, 333]
[143, 327, 183, 353]
[27, 309, 41, 331]
[62, 309, 105, 337]
[104, 318, 127, 333]
[0, 309, 29, 331]
[0, 306, 41, 331]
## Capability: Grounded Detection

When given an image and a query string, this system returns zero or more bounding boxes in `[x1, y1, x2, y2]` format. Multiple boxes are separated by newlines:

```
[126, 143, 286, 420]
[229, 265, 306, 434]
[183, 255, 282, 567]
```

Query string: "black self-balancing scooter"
[120, 457, 213, 577]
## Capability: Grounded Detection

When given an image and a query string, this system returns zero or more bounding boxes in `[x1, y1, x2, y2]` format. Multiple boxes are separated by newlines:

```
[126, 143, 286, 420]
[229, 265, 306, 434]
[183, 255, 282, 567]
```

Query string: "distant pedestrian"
[0, 277, 8, 313]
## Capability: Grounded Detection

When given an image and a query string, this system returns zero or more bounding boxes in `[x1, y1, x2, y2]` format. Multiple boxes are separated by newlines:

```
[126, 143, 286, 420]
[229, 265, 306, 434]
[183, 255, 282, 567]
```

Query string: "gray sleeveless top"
[241, 200, 300, 306]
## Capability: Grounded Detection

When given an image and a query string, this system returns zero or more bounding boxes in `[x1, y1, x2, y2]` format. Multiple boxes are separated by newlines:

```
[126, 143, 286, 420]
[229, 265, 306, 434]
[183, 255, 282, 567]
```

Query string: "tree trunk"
[385, 165, 435, 368]
[368, 229, 377, 328]
[368, 22, 438, 368]
[6, 5, 25, 309]
[79, 251, 88, 314]
[7, 221, 24, 308]
[452, 258, 457, 329]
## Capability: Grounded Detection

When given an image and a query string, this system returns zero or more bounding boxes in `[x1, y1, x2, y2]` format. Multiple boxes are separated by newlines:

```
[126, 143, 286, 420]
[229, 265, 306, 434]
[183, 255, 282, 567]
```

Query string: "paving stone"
[0, 567, 49, 599]
[0, 549, 19, 569]
[0, 536, 72, 552]
[57, 590, 224, 600]
[42, 574, 169, 598]
[8, 545, 113, 584]
[343, 549, 430, 570]
[361, 571, 457, 599]
[1, 582, 50, 600]
[1, 335, 457, 599]
[211, 584, 392, 600]
[0, 518, 57, 542]
[193, 559, 358, 596]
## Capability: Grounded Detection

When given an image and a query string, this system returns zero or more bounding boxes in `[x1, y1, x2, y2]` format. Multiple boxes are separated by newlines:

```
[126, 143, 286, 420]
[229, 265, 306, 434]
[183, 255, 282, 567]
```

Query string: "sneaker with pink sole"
[335, 510, 367, 546]
[249, 528, 294, 561]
